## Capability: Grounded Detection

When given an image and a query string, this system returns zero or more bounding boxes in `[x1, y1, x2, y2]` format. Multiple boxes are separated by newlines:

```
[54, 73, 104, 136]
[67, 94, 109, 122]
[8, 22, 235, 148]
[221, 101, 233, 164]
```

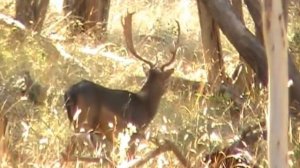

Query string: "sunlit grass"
[0, 0, 299, 167]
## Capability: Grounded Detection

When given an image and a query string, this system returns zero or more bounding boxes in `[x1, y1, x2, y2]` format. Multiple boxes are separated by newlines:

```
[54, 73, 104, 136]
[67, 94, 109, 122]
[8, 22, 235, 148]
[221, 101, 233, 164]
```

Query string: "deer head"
[122, 12, 180, 106]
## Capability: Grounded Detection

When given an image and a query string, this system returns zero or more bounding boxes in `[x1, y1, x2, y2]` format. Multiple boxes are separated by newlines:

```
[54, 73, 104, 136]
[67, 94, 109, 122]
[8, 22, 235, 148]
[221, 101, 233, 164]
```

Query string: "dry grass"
[0, 0, 300, 167]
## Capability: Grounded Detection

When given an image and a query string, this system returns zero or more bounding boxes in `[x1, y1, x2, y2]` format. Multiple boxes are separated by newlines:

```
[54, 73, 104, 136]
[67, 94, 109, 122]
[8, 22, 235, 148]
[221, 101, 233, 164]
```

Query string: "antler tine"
[122, 12, 154, 68]
[161, 20, 180, 71]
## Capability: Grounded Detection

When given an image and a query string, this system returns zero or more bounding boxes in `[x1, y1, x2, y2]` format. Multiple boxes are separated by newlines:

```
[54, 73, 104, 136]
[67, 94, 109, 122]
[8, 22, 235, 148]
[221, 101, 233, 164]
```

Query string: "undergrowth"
[0, 0, 299, 167]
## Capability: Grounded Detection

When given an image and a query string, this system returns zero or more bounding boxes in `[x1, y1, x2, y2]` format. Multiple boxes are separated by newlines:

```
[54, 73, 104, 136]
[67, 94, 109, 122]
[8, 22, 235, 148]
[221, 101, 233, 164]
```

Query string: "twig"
[129, 138, 191, 168]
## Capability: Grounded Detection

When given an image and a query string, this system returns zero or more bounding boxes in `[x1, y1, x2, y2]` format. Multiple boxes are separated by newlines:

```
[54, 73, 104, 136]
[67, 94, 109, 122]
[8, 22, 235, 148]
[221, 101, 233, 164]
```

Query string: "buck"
[63, 12, 180, 160]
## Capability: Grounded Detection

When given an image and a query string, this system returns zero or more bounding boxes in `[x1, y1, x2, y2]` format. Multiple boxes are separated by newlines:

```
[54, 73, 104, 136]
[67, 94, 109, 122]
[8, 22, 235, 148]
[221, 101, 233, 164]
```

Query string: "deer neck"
[138, 81, 164, 118]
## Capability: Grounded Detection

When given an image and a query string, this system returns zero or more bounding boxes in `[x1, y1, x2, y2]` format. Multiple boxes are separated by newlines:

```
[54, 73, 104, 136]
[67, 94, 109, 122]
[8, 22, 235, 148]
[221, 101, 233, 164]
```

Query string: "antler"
[161, 20, 180, 71]
[122, 12, 154, 68]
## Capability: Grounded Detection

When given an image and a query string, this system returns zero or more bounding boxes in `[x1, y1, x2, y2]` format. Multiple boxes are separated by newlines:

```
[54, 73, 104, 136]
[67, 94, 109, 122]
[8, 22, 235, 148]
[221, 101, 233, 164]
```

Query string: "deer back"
[65, 80, 143, 129]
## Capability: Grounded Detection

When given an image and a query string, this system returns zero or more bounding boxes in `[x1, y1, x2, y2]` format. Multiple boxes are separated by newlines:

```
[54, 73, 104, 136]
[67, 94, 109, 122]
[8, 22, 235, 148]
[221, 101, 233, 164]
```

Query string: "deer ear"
[164, 68, 174, 76]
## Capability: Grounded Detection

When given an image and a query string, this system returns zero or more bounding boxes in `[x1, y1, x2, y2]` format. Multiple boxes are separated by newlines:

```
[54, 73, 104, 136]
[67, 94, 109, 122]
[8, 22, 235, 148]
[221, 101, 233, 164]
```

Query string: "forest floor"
[0, 0, 300, 167]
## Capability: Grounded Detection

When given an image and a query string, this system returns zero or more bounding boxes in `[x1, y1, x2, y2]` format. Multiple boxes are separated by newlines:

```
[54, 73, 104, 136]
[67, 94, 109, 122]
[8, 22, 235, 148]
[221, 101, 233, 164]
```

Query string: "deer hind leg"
[61, 132, 116, 168]
[62, 132, 106, 158]
[62, 134, 78, 161]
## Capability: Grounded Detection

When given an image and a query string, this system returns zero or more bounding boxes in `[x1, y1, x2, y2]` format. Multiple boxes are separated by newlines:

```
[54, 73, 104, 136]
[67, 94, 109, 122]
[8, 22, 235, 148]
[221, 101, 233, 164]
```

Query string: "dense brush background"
[0, 0, 300, 167]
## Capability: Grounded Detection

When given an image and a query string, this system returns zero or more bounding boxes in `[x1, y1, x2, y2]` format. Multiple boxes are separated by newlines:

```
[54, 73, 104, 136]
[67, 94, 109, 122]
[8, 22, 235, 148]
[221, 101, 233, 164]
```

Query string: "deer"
[62, 12, 186, 166]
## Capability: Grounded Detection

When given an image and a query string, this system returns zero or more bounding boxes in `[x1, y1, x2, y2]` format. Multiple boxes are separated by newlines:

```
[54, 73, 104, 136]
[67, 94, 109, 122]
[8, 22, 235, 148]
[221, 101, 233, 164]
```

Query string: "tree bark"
[15, 0, 49, 32]
[231, 0, 255, 93]
[196, 0, 224, 91]
[244, 0, 264, 44]
[231, 0, 244, 24]
[263, 0, 289, 167]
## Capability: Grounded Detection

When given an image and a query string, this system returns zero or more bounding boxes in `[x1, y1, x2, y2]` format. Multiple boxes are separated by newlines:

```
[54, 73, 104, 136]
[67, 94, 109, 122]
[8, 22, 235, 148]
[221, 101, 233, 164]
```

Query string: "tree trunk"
[231, 0, 255, 94]
[244, 0, 264, 44]
[201, 0, 268, 86]
[15, 0, 49, 32]
[196, 0, 224, 91]
[231, 0, 244, 24]
[63, 0, 110, 37]
[263, 0, 289, 167]
[201, 0, 300, 105]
